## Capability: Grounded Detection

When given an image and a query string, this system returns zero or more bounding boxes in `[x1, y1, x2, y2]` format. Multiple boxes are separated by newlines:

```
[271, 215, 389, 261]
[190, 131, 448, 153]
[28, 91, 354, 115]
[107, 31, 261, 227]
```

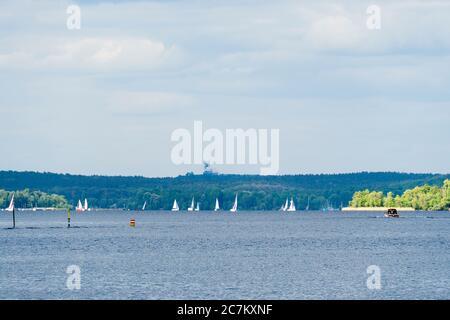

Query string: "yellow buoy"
[129, 218, 136, 227]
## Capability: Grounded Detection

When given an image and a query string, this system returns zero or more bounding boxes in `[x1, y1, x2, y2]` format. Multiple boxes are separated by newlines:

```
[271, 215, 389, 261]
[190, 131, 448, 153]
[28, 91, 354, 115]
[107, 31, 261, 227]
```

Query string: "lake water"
[0, 210, 449, 300]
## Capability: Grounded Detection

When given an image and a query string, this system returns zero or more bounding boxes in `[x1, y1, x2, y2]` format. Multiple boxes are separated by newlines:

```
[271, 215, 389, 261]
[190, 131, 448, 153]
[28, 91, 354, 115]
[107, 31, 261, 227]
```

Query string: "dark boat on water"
[384, 208, 400, 218]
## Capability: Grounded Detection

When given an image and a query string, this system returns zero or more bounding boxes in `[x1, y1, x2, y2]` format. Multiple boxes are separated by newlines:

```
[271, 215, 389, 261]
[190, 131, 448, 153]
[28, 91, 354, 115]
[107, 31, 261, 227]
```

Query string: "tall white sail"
[195, 202, 200, 212]
[188, 197, 195, 211]
[84, 199, 89, 211]
[230, 194, 238, 213]
[5, 194, 14, 212]
[280, 198, 288, 211]
[76, 200, 84, 212]
[142, 201, 147, 211]
[214, 198, 220, 211]
[287, 198, 296, 212]
[172, 199, 179, 211]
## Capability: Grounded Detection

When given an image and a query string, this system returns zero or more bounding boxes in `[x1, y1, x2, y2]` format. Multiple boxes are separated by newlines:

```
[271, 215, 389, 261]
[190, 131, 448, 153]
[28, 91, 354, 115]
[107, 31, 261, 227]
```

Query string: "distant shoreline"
[2, 171, 449, 211]
[342, 207, 415, 212]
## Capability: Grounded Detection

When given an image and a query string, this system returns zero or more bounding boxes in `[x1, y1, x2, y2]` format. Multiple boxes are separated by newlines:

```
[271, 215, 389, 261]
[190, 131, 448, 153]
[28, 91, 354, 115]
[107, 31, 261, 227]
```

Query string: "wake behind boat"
[384, 208, 400, 218]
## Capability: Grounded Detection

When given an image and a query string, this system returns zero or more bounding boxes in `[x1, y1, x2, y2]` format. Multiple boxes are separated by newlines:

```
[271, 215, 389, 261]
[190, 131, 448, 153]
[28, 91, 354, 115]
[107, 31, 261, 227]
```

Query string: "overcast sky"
[1, 0, 449, 177]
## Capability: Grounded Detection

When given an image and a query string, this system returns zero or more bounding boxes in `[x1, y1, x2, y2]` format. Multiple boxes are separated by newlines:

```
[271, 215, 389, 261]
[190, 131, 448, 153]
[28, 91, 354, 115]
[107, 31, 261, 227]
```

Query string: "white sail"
[214, 198, 220, 211]
[142, 201, 147, 211]
[84, 199, 89, 211]
[188, 197, 195, 211]
[195, 202, 200, 212]
[230, 194, 238, 212]
[280, 198, 288, 211]
[287, 198, 296, 212]
[5, 194, 14, 212]
[76, 200, 84, 212]
[172, 199, 179, 211]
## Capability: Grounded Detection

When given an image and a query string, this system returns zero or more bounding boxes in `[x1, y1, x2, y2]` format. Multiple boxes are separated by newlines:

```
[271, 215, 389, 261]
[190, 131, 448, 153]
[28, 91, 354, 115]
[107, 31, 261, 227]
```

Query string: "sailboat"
[230, 194, 238, 213]
[171, 199, 179, 212]
[287, 198, 296, 212]
[76, 200, 84, 212]
[188, 197, 195, 212]
[280, 198, 288, 211]
[322, 200, 338, 212]
[5, 194, 14, 212]
[305, 196, 310, 211]
[84, 198, 89, 211]
[195, 202, 200, 212]
[142, 201, 147, 211]
[214, 198, 220, 212]
[5, 193, 16, 228]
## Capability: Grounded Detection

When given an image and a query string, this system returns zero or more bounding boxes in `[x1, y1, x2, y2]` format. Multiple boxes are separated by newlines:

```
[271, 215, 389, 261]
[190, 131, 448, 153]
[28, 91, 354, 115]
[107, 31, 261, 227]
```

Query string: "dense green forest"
[0, 189, 69, 209]
[1, 171, 449, 210]
[349, 180, 450, 211]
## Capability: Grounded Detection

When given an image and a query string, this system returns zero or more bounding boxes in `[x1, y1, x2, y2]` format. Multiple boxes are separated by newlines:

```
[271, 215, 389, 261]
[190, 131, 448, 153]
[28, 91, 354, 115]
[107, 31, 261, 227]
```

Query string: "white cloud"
[0, 37, 181, 71]
[304, 15, 365, 52]
[1, 0, 450, 176]
[109, 91, 195, 115]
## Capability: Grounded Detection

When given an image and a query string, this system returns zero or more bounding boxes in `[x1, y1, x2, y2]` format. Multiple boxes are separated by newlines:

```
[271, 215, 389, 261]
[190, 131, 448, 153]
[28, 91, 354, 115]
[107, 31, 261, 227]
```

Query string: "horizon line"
[1, 169, 449, 180]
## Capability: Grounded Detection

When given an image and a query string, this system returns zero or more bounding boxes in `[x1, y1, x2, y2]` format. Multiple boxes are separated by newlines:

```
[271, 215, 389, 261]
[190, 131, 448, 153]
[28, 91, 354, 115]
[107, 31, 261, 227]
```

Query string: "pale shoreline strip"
[342, 207, 416, 212]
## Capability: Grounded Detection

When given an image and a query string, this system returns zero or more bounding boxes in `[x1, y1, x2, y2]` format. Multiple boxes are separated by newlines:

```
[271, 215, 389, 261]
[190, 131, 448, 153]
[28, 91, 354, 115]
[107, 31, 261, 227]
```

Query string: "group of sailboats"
[168, 195, 305, 212]
[279, 198, 296, 212]
[171, 195, 238, 212]
[172, 197, 202, 212]
[76, 199, 90, 212]
[187, 197, 200, 212]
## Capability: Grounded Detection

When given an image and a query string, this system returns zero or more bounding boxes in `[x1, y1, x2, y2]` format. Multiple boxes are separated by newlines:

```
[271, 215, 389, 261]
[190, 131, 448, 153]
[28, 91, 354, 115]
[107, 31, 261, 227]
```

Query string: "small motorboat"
[384, 208, 400, 218]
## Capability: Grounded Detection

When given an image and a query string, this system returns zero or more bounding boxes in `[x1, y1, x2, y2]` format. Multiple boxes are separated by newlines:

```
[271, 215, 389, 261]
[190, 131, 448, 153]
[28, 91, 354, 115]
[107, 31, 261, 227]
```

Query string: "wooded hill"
[0, 171, 448, 210]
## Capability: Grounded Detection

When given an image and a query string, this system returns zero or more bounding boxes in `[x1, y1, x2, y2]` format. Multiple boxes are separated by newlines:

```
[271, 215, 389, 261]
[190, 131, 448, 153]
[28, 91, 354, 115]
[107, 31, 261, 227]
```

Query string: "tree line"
[0, 189, 70, 209]
[1, 171, 449, 210]
[349, 180, 450, 211]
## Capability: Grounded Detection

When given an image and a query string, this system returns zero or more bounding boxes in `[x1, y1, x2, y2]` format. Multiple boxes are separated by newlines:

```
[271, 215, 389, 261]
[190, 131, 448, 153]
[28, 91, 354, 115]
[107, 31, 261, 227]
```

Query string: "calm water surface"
[0, 211, 449, 299]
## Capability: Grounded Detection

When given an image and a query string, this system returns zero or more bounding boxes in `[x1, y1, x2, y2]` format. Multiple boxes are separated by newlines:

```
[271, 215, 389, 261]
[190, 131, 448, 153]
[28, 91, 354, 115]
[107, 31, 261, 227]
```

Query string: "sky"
[0, 0, 449, 177]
